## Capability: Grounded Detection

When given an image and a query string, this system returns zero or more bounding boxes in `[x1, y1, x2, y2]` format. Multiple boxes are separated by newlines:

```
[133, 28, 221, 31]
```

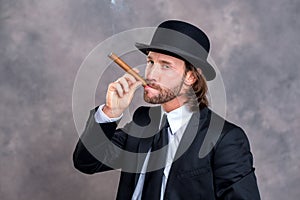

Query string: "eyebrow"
[160, 60, 172, 65]
[147, 55, 153, 60]
[147, 56, 173, 65]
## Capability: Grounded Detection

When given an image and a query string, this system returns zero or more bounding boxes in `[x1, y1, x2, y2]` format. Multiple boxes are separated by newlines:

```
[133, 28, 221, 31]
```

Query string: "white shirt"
[95, 104, 193, 200]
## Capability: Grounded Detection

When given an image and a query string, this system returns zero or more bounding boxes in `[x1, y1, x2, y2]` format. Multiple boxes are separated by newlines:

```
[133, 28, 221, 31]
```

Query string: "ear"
[197, 68, 202, 75]
[184, 71, 196, 86]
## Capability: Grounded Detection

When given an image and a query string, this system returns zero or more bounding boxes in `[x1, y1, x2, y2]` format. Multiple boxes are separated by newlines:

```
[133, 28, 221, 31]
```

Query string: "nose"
[146, 63, 160, 81]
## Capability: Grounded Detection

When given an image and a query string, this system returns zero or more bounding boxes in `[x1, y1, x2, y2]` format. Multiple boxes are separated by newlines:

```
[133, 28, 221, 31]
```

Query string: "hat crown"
[156, 20, 210, 53]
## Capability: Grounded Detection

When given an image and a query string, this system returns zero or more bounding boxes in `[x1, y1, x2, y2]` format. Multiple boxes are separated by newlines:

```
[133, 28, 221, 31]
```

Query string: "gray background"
[1, 0, 300, 199]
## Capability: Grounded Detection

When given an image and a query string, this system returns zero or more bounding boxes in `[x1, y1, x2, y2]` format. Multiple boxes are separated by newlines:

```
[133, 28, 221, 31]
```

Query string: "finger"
[123, 73, 136, 84]
[132, 68, 140, 73]
[130, 68, 141, 82]
[125, 68, 141, 83]
[107, 82, 117, 93]
[127, 81, 142, 98]
[114, 82, 124, 97]
[117, 77, 130, 93]
[132, 81, 143, 90]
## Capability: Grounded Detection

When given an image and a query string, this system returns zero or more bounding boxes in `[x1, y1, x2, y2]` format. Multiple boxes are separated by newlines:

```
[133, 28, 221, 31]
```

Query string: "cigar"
[108, 52, 148, 86]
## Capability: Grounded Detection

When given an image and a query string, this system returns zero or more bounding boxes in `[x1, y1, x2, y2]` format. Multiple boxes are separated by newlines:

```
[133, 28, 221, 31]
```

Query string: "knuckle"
[108, 83, 115, 88]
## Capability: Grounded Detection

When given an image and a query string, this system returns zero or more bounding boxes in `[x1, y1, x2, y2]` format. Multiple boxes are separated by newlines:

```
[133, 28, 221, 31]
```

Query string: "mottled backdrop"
[1, 0, 299, 199]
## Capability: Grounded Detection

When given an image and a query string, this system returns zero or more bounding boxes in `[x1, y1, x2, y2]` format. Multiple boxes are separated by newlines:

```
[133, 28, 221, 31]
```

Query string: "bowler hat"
[135, 20, 216, 81]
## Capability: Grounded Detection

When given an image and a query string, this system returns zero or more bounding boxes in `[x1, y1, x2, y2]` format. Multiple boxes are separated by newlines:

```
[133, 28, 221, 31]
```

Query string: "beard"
[144, 81, 183, 104]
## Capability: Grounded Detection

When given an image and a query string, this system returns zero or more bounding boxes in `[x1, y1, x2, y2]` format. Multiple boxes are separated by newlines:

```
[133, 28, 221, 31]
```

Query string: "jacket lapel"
[133, 106, 162, 185]
[164, 107, 210, 194]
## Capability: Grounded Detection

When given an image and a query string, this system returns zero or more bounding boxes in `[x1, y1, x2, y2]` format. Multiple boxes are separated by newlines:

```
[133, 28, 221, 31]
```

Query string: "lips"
[144, 84, 160, 95]
[144, 85, 155, 91]
[146, 83, 161, 90]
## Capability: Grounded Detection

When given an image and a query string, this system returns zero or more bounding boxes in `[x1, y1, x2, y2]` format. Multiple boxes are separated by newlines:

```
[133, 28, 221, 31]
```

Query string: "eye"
[147, 60, 154, 66]
[162, 65, 170, 69]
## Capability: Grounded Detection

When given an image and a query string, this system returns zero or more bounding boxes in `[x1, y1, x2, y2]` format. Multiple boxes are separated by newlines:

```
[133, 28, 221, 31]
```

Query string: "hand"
[103, 69, 142, 118]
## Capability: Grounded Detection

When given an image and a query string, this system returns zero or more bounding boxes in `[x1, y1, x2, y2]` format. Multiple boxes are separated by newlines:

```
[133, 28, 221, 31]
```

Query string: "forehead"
[147, 51, 185, 64]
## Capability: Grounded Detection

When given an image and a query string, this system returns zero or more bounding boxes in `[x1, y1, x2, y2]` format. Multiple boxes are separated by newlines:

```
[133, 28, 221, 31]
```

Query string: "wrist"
[102, 105, 123, 118]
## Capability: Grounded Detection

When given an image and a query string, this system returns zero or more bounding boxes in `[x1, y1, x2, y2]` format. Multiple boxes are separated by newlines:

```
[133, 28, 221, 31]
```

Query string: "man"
[73, 20, 260, 199]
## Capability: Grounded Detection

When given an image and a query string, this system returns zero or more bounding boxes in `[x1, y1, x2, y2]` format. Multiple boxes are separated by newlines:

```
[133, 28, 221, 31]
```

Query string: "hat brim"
[135, 42, 216, 81]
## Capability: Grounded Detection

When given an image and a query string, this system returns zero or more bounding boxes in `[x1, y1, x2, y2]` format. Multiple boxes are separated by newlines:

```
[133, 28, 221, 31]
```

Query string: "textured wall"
[1, 0, 300, 199]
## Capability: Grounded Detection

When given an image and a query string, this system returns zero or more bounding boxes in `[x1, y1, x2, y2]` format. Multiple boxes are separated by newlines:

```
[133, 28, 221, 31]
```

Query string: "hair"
[184, 62, 209, 111]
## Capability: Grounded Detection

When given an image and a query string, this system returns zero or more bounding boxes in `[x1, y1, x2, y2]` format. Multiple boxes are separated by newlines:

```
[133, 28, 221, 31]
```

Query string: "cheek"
[145, 68, 151, 77]
[162, 75, 184, 89]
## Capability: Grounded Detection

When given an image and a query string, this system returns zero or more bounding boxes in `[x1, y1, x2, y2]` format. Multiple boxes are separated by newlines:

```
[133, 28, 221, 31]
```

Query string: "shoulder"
[203, 108, 250, 151]
[219, 120, 249, 147]
[209, 113, 252, 160]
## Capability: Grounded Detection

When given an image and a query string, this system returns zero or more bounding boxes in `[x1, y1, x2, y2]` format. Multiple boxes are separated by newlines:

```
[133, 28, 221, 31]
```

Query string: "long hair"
[184, 62, 209, 111]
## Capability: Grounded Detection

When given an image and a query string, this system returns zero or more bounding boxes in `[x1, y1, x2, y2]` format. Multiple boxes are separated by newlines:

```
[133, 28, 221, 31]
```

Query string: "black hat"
[135, 20, 216, 81]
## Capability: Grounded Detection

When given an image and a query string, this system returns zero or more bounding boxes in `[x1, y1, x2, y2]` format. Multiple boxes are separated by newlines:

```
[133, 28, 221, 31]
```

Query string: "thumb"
[132, 68, 140, 74]
[128, 81, 142, 96]
[132, 81, 143, 91]
[127, 81, 142, 101]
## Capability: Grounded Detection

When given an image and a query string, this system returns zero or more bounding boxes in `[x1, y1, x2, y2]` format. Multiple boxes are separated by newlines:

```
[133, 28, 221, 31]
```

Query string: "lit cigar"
[108, 52, 148, 86]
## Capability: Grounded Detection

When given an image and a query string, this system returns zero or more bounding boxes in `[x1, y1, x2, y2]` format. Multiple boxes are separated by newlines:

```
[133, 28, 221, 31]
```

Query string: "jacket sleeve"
[213, 126, 261, 200]
[73, 107, 128, 174]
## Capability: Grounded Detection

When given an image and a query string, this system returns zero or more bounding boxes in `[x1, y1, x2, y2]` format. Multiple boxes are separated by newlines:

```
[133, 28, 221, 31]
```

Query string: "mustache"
[145, 80, 163, 90]
[145, 79, 185, 97]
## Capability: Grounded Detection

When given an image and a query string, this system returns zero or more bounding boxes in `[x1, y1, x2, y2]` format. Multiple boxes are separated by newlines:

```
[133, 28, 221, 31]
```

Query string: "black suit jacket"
[73, 106, 260, 200]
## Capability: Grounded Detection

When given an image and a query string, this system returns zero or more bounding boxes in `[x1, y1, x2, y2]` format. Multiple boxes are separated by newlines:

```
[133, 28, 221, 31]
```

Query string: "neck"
[162, 96, 186, 113]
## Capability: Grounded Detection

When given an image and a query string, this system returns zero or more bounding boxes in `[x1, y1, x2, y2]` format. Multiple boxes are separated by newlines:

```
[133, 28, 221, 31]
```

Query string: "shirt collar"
[162, 104, 193, 134]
